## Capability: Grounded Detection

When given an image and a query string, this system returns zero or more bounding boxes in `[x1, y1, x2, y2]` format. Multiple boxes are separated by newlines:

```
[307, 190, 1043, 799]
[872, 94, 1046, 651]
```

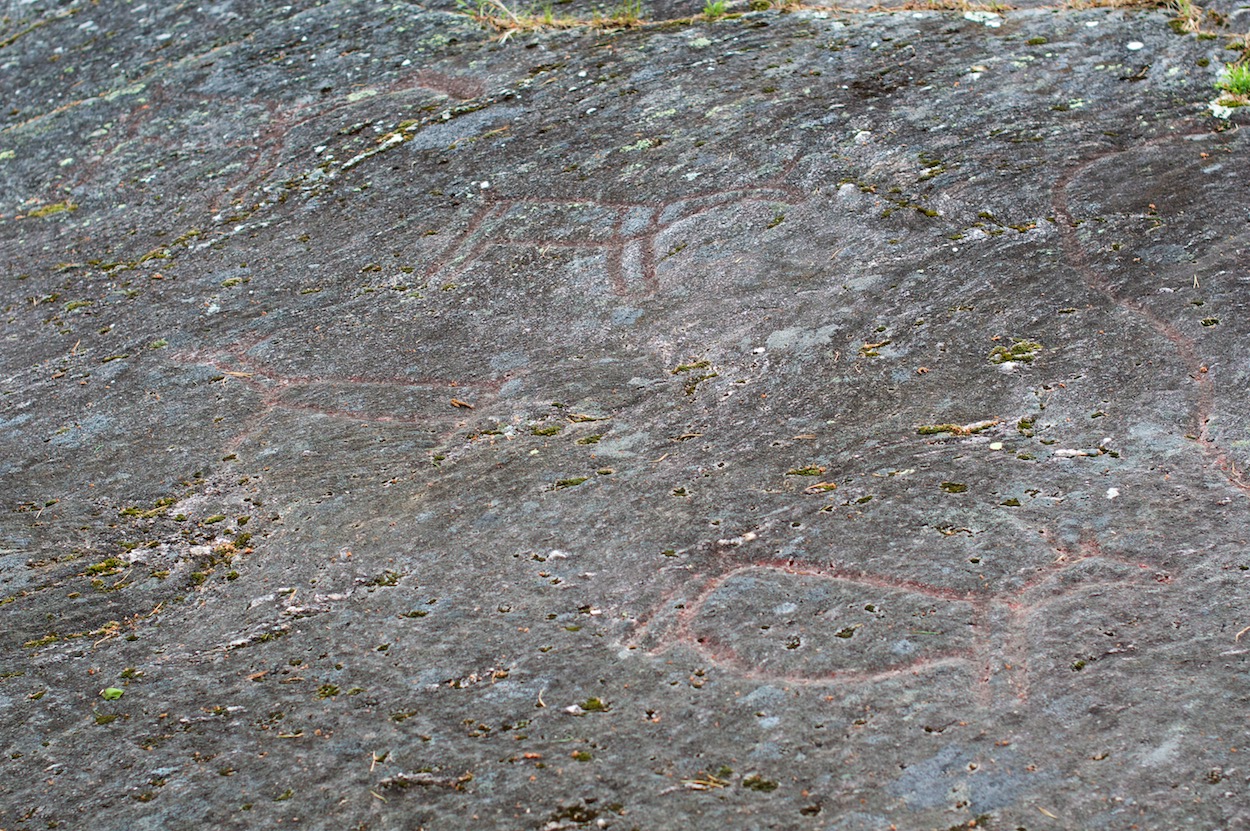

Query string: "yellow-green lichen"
[26, 200, 77, 218]
[988, 338, 1042, 364]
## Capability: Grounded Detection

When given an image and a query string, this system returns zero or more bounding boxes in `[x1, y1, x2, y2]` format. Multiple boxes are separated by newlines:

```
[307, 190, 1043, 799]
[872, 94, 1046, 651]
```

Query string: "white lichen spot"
[963, 10, 1001, 27]
[1209, 101, 1236, 120]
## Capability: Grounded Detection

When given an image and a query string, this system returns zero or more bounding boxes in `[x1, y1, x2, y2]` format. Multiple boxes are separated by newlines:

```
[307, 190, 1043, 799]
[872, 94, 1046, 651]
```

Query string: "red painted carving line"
[408, 70, 487, 101]
[66, 92, 170, 203]
[202, 65, 487, 212]
[59, 83, 285, 216]
[423, 164, 805, 297]
[212, 98, 289, 214]
[194, 83, 412, 213]
[173, 335, 513, 449]
[63, 66, 493, 221]
[980, 531, 1161, 704]
[1015, 530, 1169, 594]
[659, 559, 981, 688]
[970, 601, 1008, 706]
[990, 533, 1166, 703]
[797, 563, 980, 603]
[689, 637, 976, 688]
[606, 211, 629, 296]
[183, 330, 515, 389]
[638, 210, 660, 297]
[1052, 128, 1249, 498]
[630, 527, 1166, 703]
[188, 340, 513, 391]
[0, 33, 257, 140]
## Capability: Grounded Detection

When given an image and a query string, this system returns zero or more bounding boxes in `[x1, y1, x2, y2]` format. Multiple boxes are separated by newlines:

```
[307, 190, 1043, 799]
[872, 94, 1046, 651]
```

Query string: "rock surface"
[2, 0, 1250, 828]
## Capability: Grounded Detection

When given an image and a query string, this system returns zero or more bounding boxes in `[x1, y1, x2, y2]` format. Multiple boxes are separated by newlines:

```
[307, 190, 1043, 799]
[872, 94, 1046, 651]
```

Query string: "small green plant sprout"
[1224, 64, 1250, 94]
[460, 0, 520, 27]
[466, 0, 644, 35]
[598, 0, 644, 26]
[457, 0, 579, 38]
[703, 0, 727, 18]
[1213, 63, 1250, 108]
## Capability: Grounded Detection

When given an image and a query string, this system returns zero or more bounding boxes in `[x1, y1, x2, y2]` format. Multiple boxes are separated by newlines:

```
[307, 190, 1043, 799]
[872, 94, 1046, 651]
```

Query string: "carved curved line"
[1052, 127, 1247, 498]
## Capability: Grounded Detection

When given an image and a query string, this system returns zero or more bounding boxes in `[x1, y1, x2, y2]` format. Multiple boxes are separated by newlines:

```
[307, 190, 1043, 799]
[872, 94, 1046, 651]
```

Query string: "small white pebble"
[989, 442, 1004, 451]
[1085, 19, 1099, 27]
[1107, 487, 1120, 499]
[1127, 41, 1144, 50]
